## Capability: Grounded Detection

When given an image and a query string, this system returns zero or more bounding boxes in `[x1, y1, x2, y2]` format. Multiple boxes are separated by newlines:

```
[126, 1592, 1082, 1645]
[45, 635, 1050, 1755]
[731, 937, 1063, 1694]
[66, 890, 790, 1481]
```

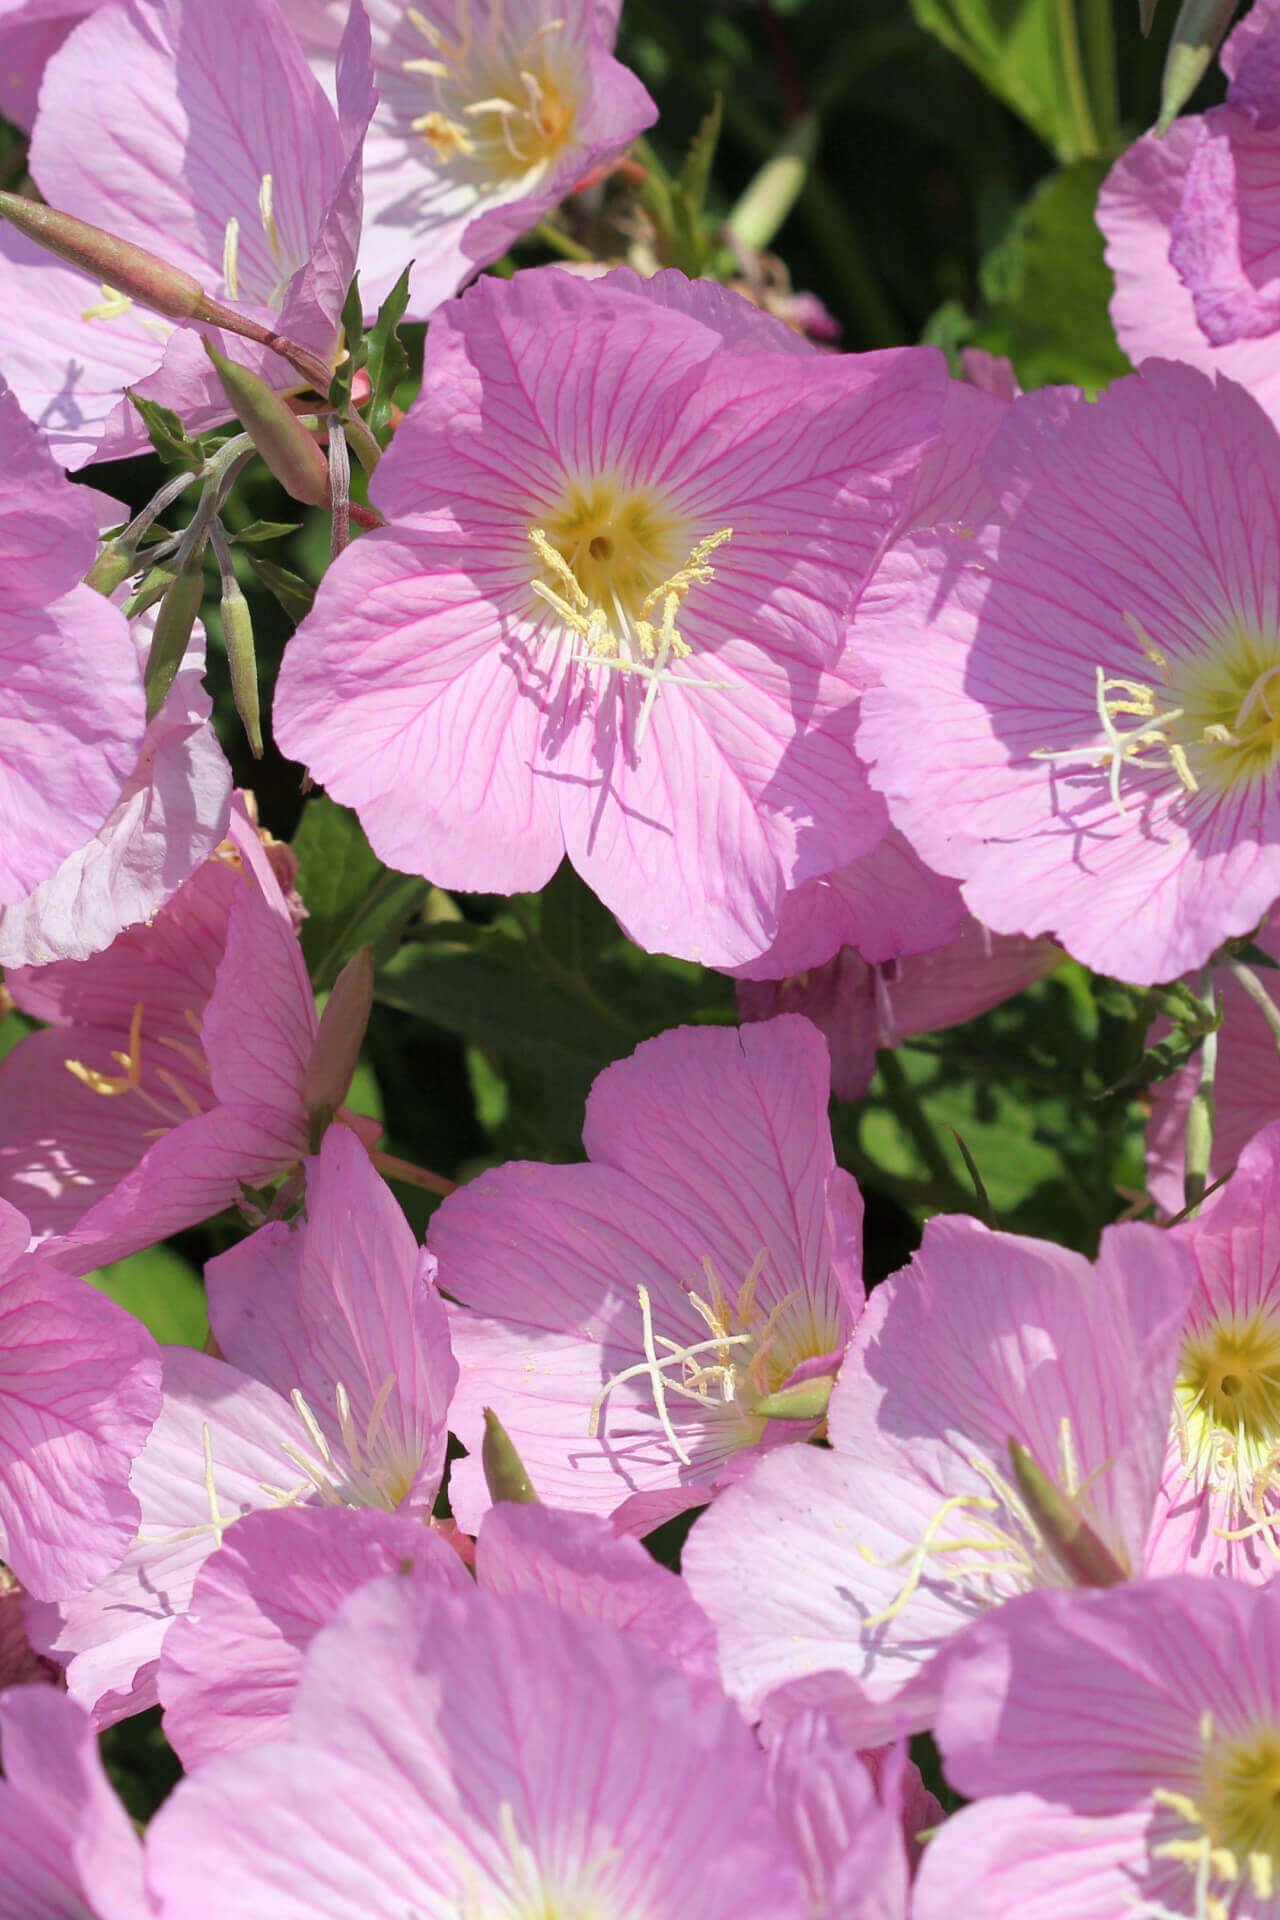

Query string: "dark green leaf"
[909, 0, 1101, 161]
[125, 390, 203, 469]
[328, 274, 365, 413]
[678, 91, 723, 219]
[365, 267, 412, 444]
[293, 796, 427, 990]
[245, 554, 315, 623]
[969, 160, 1133, 392]
[231, 519, 302, 545]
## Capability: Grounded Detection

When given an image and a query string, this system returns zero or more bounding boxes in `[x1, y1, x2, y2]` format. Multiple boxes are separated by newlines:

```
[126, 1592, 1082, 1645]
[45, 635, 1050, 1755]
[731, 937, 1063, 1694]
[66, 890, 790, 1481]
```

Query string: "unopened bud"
[753, 1374, 836, 1422]
[725, 113, 817, 252]
[302, 947, 375, 1151]
[482, 1408, 539, 1505]
[0, 190, 213, 322]
[1007, 1439, 1127, 1587]
[145, 560, 204, 720]
[202, 340, 330, 509]
[85, 541, 134, 598]
[220, 573, 262, 758]
[1157, 0, 1238, 131]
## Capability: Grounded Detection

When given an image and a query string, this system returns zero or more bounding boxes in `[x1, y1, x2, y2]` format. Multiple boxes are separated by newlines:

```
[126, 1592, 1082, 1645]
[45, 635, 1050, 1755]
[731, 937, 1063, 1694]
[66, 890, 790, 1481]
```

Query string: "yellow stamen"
[65, 1001, 144, 1097]
[81, 283, 133, 322]
[222, 216, 240, 300]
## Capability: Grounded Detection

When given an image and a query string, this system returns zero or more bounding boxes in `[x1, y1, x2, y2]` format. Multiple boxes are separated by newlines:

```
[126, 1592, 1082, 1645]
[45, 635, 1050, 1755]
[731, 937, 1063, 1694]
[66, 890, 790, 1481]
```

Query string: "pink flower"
[1144, 1118, 1280, 1583]
[431, 1016, 864, 1532]
[283, 0, 658, 316]
[0, 377, 145, 902]
[30, 1124, 456, 1723]
[144, 1578, 810, 1918]
[0, 0, 373, 466]
[682, 1213, 1195, 1747]
[159, 1496, 717, 1769]
[1146, 911, 1280, 1214]
[0, 1687, 148, 1919]
[274, 265, 947, 967]
[0, 800, 315, 1268]
[919, 1577, 1280, 1920]
[0, 1197, 160, 1601]
[766, 1713, 937, 1920]
[857, 362, 1280, 984]
[735, 836, 1058, 1101]
[0, 625, 231, 968]
[1099, 0, 1280, 425]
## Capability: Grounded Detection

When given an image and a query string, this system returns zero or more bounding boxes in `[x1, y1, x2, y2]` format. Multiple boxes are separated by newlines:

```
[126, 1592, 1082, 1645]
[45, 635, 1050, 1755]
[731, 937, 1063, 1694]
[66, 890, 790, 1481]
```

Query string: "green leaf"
[88, 1246, 209, 1347]
[328, 274, 365, 413]
[677, 91, 723, 226]
[125, 390, 203, 469]
[245, 554, 315, 623]
[909, 0, 1100, 162]
[231, 519, 302, 545]
[376, 935, 631, 1140]
[969, 160, 1132, 392]
[365, 267, 412, 444]
[293, 796, 427, 990]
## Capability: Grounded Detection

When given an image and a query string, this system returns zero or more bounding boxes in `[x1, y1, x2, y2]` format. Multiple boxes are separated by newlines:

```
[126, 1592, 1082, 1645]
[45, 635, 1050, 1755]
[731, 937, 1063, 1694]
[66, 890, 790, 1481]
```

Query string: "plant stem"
[1226, 958, 1280, 1057]
[534, 220, 594, 263]
[370, 1149, 456, 1198]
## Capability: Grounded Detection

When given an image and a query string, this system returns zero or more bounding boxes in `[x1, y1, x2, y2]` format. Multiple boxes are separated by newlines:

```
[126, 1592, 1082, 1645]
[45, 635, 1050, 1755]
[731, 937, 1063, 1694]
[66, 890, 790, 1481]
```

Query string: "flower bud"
[0, 189, 212, 322]
[725, 114, 817, 253]
[1007, 1438, 1127, 1586]
[220, 573, 262, 758]
[145, 560, 205, 720]
[85, 542, 134, 598]
[1157, 0, 1238, 132]
[302, 947, 375, 1151]
[482, 1407, 539, 1505]
[202, 340, 330, 509]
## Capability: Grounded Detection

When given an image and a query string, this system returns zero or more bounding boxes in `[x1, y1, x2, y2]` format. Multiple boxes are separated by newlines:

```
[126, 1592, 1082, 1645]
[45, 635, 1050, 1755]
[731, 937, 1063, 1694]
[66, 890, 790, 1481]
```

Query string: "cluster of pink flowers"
[4, 0, 1280, 1911]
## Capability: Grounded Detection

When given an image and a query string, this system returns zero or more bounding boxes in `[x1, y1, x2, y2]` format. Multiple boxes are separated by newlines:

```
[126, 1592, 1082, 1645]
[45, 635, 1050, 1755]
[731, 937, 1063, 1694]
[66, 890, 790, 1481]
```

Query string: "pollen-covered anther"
[65, 999, 145, 1097]
[403, 4, 574, 177]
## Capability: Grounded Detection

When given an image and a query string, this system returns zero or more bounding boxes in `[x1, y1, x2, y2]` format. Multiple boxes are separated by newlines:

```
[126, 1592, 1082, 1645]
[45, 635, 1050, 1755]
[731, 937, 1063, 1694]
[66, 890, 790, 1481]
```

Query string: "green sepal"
[481, 1408, 539, 1504]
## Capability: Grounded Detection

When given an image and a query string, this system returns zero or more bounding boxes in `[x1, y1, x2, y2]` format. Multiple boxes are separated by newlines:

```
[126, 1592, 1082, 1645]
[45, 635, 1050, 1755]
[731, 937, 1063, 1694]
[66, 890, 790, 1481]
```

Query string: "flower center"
[527, 477, 734, 743]
[1032, 616, 1280, 811]
[403, 4, 576, 184]
[858, 1420, 1128, 1630]
[1154, 1716, 1280, 1913]
[588, 1256, 836, 1467]
[64, 998, 215, 1134]
[1175, 1307, 1280, 1549]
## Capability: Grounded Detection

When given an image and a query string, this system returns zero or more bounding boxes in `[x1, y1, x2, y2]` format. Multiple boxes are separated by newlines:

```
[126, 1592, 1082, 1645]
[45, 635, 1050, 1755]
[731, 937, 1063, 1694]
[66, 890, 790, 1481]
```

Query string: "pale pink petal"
[0, 1687, 147, 1920]
[0, 638, 231, 969]
[146, 1581, 808, 1918]
[0, 1220, 160, 1600]
[475, 1500, 720, 1688]
[206, 1124, 456, 1513]
[0, 588, 145, 905]
[159, 1505, 468, 1769]
[27, 1346, 325, 1725]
